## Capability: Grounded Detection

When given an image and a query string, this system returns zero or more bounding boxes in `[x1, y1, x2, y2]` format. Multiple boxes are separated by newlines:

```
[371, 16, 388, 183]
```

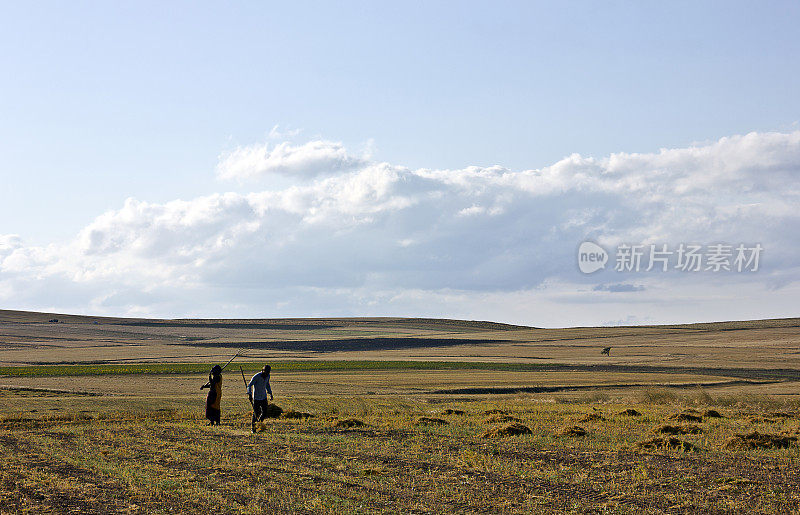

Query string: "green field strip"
[0, 361, 557, 377]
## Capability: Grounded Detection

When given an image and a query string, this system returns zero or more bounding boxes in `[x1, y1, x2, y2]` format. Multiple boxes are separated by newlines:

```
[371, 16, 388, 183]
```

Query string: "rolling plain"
[1, 309, 799, 513]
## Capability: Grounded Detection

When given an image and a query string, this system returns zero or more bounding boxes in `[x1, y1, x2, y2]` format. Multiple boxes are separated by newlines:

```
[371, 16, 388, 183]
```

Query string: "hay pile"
[669, 412, 702, 423]
[332, 418, 366, 429]
[414, 417, 449, 426]
[723, 431, 797, 450]
[702, 409, 723, 418]
[480, 422, 532, 438]
[484, 414, 520, 424]
[260, 404, 283, 419]
[655, 424, 703, 435]
[441, 409, 465, 416]
[618, 408, 641, 417]
[637, 436, 698, 452]
[281, 410, 314, 419]
[557, 425, 587, 437]
[579, 413, 604, 422]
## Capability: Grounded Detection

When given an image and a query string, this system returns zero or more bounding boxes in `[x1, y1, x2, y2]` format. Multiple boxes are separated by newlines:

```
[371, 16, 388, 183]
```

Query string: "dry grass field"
[1, 310, 800, 513]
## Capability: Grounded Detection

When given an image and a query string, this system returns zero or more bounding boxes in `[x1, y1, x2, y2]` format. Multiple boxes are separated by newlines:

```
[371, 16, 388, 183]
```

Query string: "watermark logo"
[578, 241, 763, 274]
[577, 241, 608, 274]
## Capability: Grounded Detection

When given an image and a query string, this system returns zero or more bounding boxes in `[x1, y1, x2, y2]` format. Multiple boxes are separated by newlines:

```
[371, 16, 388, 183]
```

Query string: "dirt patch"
[655, 424, 703, 435]
[723, 431, 797, 450]
[414, 417, 449, 426]
[669, 412, 702, 422]
[618, 409, 641, 416]
[484, 414, 520, 424]
[480, 422, 532, 438]
[332, 418, 367, 429]
[702, 409, 723, 418]
[637, 437, 698, 452]
[556, 426, 587, 437]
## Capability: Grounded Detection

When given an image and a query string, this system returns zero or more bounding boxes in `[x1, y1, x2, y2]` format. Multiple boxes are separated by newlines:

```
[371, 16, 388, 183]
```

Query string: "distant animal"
[48, 319, 58, 323]
[601, 347, 611, 356]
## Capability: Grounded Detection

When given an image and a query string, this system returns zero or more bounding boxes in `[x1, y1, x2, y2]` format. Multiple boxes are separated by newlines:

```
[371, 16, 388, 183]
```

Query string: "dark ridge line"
[429, 379, 778, 395]
[121, 322, 339, 330]
[189, 337, 513, 352]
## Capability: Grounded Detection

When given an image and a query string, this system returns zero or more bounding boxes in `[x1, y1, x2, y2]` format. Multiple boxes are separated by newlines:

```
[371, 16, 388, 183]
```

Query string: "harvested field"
[1, 311, 800, 512]
[2, 398, 800, 513]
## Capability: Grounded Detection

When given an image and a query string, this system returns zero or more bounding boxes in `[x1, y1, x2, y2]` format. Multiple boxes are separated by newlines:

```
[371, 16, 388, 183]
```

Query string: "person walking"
[201, 364, 223, 425]
[247, 365, 273, 433]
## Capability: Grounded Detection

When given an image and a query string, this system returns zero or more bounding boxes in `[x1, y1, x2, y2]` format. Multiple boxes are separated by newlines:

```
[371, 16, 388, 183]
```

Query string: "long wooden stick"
[220, 349, 240, 372]
[240, 366, 253, 407]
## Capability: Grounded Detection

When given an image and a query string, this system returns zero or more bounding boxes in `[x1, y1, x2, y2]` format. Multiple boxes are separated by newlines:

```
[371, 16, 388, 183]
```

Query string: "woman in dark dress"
[201, 364, 222, 425]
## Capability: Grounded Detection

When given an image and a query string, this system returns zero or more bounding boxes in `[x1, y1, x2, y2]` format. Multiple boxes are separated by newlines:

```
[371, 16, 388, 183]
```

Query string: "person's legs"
[251, 400, 266, 432]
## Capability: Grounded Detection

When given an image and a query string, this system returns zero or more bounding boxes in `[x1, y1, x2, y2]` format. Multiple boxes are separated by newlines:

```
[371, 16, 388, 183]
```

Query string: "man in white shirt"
[247, 364, 273, 433]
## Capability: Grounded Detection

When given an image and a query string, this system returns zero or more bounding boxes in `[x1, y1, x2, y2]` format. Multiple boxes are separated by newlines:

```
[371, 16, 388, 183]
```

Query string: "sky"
[0, 2, 798, 326]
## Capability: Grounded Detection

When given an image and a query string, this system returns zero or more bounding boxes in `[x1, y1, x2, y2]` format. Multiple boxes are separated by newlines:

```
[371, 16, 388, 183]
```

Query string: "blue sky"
[1, 2, 799, 325]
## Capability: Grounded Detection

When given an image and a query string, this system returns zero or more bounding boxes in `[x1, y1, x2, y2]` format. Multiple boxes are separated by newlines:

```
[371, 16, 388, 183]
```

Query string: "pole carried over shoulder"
[240, 366, 253, 407]
[220, 349, 240, 372]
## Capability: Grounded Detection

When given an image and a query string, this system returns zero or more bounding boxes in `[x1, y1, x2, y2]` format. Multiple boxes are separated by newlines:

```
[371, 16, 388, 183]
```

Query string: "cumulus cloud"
[216, 139, 367, 181]
[2, 131, 799, 326]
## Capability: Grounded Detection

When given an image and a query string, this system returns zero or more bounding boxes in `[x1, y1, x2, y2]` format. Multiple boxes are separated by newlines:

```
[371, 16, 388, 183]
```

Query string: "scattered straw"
[637, 437, 698, 452]
[480, 422, 532, 438]
[414, 417, 449, 426]
[484, 414, 520, 424]
[655, 424, 703, 435]
[281, 410, 314, 419]
[332, 418, 366, 429]
[557, 425, 587, 437]
[723, 431, 797, 450]
[748, 416, 777, 424]
[441, 409, 465, 416]
[669, 413, 702, 423]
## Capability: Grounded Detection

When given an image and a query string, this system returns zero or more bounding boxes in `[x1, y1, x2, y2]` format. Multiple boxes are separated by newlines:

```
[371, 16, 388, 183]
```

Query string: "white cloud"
[2, 131, 799, 326]
[216, 139, 367, 181]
